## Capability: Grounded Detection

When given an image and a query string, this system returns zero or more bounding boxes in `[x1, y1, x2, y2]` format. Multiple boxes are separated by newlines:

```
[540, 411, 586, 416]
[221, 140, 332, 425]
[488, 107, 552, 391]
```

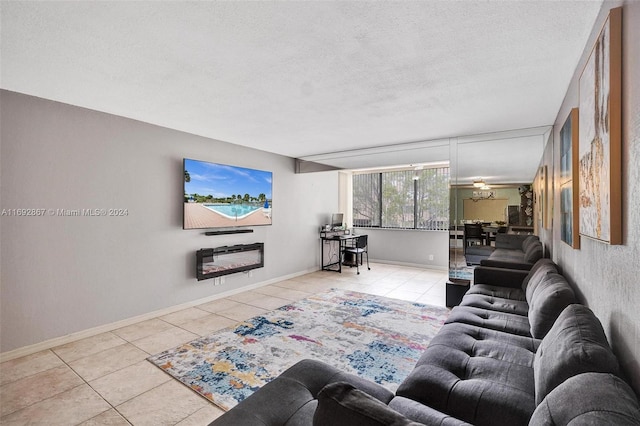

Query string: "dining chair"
[488, 225, 508, 245]
[463, 224, 485, 253]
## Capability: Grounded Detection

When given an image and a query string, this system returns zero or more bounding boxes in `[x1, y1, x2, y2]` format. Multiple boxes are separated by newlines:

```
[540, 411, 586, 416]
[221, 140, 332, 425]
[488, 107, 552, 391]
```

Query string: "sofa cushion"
[523, 259, 558, 296]
[530, 373, 640, 425]
[527, 273, 576, 339]
[494, 234, 535, 250]
[459, 293, 529, 316]
[487, 248, 526, 263]
[445, 305, 532, 336]
[480, 236, 543, 270]
[523, 242, 543, 263]
[533, 304, 620, 404]
[522, 235, 539, 252]
[396, 322, 539, 426]
[313, 382, 423, 426]
[466, 284, 526, 301]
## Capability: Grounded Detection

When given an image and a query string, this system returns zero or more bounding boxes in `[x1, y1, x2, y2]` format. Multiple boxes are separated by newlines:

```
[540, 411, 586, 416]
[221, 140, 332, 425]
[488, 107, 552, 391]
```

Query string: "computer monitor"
[331, 213, 344, 229]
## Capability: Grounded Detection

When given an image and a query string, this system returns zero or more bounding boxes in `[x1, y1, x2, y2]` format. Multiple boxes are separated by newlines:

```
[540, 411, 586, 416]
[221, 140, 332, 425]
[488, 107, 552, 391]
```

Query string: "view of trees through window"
[353, 167, 449, 230]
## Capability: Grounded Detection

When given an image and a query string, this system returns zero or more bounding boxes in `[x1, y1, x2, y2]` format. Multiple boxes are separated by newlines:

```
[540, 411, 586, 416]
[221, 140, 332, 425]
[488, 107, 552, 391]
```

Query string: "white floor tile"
[2, 262, 447, 425]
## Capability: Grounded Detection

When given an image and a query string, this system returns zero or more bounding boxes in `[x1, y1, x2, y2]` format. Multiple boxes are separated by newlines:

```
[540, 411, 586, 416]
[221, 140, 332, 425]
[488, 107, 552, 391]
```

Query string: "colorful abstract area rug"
[148, 289, 450, 411]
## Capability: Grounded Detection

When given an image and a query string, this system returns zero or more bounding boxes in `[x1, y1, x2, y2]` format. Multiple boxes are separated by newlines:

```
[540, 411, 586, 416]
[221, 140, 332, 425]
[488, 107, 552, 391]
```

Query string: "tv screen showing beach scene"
[183, 158, 272, 229]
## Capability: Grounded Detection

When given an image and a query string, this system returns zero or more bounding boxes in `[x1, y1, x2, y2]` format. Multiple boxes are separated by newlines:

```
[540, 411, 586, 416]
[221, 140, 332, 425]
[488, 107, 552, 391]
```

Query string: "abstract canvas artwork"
[535, 166, 548, 230]
[560, 182, 574, 246]
[559, 108, 579, 248]
[578, 7, 622, 245]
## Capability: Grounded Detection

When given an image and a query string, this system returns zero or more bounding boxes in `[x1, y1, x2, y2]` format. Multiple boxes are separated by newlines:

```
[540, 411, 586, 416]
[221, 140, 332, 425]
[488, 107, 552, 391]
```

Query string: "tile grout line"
[49, 348, 126, 426]
[1, 265, 448, 424]
[50, 336, 176, 425]
[0, 349, 118, 424]
[50, 345, 177, 425]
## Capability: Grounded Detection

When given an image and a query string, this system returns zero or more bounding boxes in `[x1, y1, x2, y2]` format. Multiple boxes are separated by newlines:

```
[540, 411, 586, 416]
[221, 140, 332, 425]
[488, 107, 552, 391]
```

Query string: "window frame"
[352, 166, 450, 231]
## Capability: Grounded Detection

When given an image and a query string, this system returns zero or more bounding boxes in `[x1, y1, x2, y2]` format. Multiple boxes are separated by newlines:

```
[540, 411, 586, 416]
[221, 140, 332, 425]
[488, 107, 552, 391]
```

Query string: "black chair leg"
[366, 251, 370, 270]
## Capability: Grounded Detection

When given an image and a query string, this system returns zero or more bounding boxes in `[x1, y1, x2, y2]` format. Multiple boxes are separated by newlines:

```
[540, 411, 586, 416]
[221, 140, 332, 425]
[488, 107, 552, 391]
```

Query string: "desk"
[320, 233, 364, 273]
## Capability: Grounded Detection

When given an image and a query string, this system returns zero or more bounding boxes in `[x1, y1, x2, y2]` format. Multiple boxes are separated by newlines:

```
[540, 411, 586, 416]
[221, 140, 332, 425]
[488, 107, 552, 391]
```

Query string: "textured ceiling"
[1, 1, 602, 168]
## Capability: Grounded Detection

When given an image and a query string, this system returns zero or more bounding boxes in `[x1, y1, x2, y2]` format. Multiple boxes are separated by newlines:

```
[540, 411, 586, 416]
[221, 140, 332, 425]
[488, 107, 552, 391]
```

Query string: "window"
[352, 167, 449, 230]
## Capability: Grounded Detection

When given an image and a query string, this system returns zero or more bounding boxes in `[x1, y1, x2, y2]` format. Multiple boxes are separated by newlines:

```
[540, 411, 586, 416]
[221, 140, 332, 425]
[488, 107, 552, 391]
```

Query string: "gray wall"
[0, 91, 338, 353]
[545, 1, 640, 393]
[365, 229, 449, 270]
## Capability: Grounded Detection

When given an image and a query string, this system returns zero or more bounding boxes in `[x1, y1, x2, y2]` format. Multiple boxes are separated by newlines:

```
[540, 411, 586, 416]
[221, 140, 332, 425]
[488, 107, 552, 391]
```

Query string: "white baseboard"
[0, 267, 318, 363]
[369, 258, 448, 271]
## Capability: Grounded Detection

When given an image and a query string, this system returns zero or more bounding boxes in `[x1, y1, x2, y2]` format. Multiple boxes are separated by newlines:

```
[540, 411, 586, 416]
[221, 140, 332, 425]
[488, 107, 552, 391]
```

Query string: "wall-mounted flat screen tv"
[183, 158, 272, 229]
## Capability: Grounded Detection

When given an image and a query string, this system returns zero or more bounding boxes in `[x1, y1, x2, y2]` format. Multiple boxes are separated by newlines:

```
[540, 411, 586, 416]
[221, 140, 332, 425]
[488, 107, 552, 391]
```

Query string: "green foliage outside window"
[353, 167, 449, 230]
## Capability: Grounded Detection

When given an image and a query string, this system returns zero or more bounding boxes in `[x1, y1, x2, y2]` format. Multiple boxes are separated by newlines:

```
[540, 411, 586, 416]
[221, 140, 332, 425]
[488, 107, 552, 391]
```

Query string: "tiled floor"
[0, 263, 448, 425]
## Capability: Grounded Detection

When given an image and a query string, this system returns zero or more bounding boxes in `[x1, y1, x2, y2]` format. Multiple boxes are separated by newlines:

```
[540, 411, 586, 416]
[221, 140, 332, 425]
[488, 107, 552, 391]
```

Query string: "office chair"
[343, 235, 370, 274]
[463, 223, 484, 254]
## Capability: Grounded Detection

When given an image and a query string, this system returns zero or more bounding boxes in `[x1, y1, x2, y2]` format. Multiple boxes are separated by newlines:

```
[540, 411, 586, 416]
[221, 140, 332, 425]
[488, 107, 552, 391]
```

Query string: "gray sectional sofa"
[465, 234, 542, 269]
[210, 259, 640, 426]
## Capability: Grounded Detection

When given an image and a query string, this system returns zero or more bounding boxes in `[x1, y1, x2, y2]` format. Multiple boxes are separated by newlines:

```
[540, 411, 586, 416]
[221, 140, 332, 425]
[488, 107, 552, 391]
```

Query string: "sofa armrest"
[480, 259, 534, 270]
[389, 396, 473, 425]
[473, 266, 529, 288]
[530, 373, 640, 425]
[210, 359, 394, 426]
[313, 382, 424, 426]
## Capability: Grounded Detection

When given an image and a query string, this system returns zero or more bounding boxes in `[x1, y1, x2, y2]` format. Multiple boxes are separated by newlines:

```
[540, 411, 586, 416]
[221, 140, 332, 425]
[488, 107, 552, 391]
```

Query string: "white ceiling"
[1, 1, 602, 177]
